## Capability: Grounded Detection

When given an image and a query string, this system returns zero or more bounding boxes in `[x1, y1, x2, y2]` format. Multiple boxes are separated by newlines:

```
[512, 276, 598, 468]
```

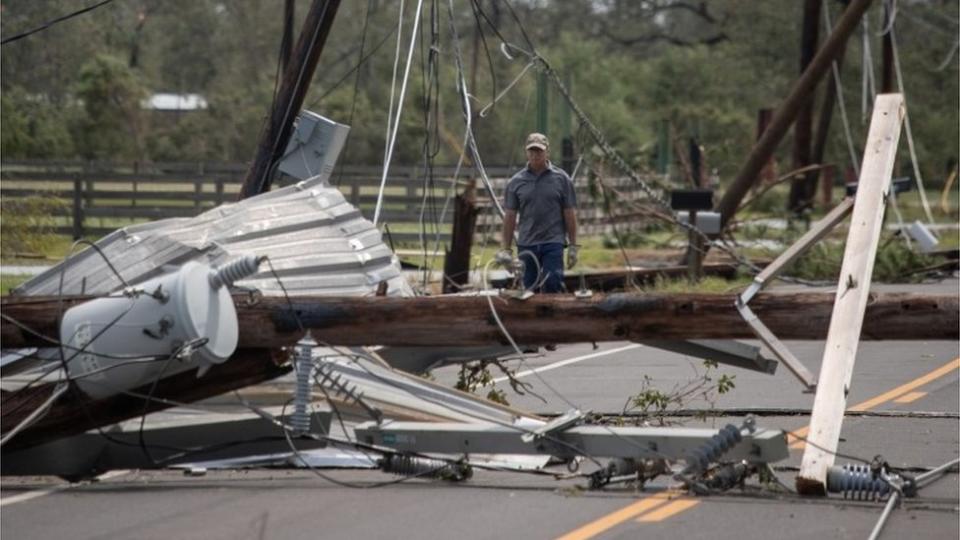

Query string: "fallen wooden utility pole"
[1, 349, 289, 451]
[3, 292, 956, 351]
[715, 0, 874, 230]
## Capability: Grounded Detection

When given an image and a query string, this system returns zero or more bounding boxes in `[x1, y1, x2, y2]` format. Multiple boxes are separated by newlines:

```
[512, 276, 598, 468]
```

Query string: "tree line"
[1, 0, 957, 187]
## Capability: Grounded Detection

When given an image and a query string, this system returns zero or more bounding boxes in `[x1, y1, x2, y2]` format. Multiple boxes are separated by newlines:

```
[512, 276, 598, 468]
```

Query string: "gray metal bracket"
[521, 408, 586, 443]
[356, 421, 790, 464]
[736, 197, 855, 391]
[640, 340, 778, 374]
[736, 301, 816, 389]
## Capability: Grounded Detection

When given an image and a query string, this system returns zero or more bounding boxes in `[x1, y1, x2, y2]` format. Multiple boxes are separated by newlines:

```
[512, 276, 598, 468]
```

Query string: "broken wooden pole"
[881, 1, 894, 94]
[1, 349, 290, 451]
[715, 0, 874, 230]
[796, 94, 905, 495]
[5, 291, 955, 351]
[443, 187, 479, 293]
[238, 0, 342, 199]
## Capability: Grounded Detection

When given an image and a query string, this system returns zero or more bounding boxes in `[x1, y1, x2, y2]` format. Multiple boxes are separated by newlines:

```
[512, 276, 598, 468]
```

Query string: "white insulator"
[290, 333, 317, 435]
[209, 255, 263, 290]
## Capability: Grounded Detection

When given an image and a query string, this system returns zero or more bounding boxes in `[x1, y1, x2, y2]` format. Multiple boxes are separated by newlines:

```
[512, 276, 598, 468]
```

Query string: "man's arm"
[502, 209, 518, 249]
[563, 207, 578, 246]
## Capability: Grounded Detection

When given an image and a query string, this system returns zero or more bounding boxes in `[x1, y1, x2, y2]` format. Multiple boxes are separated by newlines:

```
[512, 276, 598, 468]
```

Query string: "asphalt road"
[2, 279, 958, 540]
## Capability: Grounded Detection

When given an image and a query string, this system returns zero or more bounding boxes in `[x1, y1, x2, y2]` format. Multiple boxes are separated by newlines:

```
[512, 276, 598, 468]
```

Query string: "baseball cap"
[525, 132, 549, 151]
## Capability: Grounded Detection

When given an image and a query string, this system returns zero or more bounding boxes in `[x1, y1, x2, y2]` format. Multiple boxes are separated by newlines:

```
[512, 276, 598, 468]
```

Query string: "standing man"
[496, 133, 578, 293]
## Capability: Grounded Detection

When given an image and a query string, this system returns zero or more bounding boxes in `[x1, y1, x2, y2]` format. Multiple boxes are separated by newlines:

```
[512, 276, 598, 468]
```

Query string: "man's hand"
[566, 245, 579, 269]
[494, 248, 515, 267]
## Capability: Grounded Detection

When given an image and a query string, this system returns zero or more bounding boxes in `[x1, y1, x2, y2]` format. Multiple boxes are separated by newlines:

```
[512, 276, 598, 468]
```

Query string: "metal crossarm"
[356, 421, 790, 464]
[735, 196, 856, 390]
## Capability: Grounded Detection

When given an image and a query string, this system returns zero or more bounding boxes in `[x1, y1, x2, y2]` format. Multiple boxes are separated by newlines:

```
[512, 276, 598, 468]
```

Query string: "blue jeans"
[518, 243, 565, 293]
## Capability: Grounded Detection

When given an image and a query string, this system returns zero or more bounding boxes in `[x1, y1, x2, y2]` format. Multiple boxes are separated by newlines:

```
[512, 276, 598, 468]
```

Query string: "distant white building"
[142, 93, 208, 112]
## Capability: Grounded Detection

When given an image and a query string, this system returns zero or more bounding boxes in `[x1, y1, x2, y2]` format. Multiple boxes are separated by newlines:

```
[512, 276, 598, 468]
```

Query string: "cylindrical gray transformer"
[60, 258, 259, 399]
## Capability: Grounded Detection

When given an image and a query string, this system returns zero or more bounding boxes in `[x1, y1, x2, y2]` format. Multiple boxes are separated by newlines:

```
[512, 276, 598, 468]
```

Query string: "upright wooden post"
[796, 94, 905, 495]
[807, 0, 852, 205]
[788, 0, 822, 214]
[443, 179, 479, 294]
[686, 211, 703, 281]
[194, 179, 203, 210]
[72, 178, 84, 240]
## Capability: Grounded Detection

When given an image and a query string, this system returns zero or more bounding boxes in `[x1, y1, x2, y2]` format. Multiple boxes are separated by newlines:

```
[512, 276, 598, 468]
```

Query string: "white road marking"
[0, 487, 63, 508]
[0, 469, 131, 508]
[493, 344, 643, 383]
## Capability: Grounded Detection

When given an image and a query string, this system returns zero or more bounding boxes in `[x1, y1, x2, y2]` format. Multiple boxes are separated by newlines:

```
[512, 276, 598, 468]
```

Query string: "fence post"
[132, 160, 139, 207]
[406, 167, 418, 222]
[216, 179, 225, 205]
[72, 177, 84, 240]
[194, 179, 203, 210]
[350, 179, 360, 206]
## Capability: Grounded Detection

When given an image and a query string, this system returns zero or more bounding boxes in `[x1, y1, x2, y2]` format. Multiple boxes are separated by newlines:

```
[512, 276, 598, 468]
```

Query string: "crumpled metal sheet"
[12, 174, 413, 298]
[311, 347, 545, 427]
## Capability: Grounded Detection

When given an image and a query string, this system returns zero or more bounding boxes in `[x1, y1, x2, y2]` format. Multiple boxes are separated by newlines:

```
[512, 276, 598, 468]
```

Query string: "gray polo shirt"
[504, 162, 577, 246]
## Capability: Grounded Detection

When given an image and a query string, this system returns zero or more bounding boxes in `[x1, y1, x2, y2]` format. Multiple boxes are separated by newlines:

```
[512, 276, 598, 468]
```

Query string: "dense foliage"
[1, 0, 957, 186]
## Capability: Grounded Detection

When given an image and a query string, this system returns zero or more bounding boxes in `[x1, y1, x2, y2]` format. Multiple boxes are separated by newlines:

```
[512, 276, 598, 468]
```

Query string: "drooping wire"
[135, 339, 209, 466]
[0, 383, 69, 447]
[374, 0, 425, 226]
[1, 0, 115, 45]
[498, 0, 537, 53]
[445, 0, 506, 219]
[477, 60, 536, 118]
[382, 0, 407, 181]
[466, 0, 500, 107]
[934, 37, 959, 71]
[333, 0, 376, 187]
[888, 23, 936, 223]
[264, 257, 304, 334]
[417, 0, 444, 288]
[861, 16, 877, 122]
[823, 0, 862, 180]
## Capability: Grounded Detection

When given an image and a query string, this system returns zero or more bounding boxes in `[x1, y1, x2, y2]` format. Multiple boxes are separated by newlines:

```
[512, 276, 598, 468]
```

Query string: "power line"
[1, 0, 116, 46]
[333, 0, 376, 187]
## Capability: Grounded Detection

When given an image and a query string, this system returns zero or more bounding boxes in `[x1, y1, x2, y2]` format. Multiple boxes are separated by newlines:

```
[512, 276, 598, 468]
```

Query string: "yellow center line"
[635, 499, 700, 522]
[848, 357, 959, 411]
[554, 491, 675, 540]
[789, 357, 960, 449]
[893, 391, 927, 404]
[556, 357, 960, 539]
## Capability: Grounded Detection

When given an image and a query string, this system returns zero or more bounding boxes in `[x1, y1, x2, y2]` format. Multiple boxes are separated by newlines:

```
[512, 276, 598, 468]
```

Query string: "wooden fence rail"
[1, 160, 659, 245]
